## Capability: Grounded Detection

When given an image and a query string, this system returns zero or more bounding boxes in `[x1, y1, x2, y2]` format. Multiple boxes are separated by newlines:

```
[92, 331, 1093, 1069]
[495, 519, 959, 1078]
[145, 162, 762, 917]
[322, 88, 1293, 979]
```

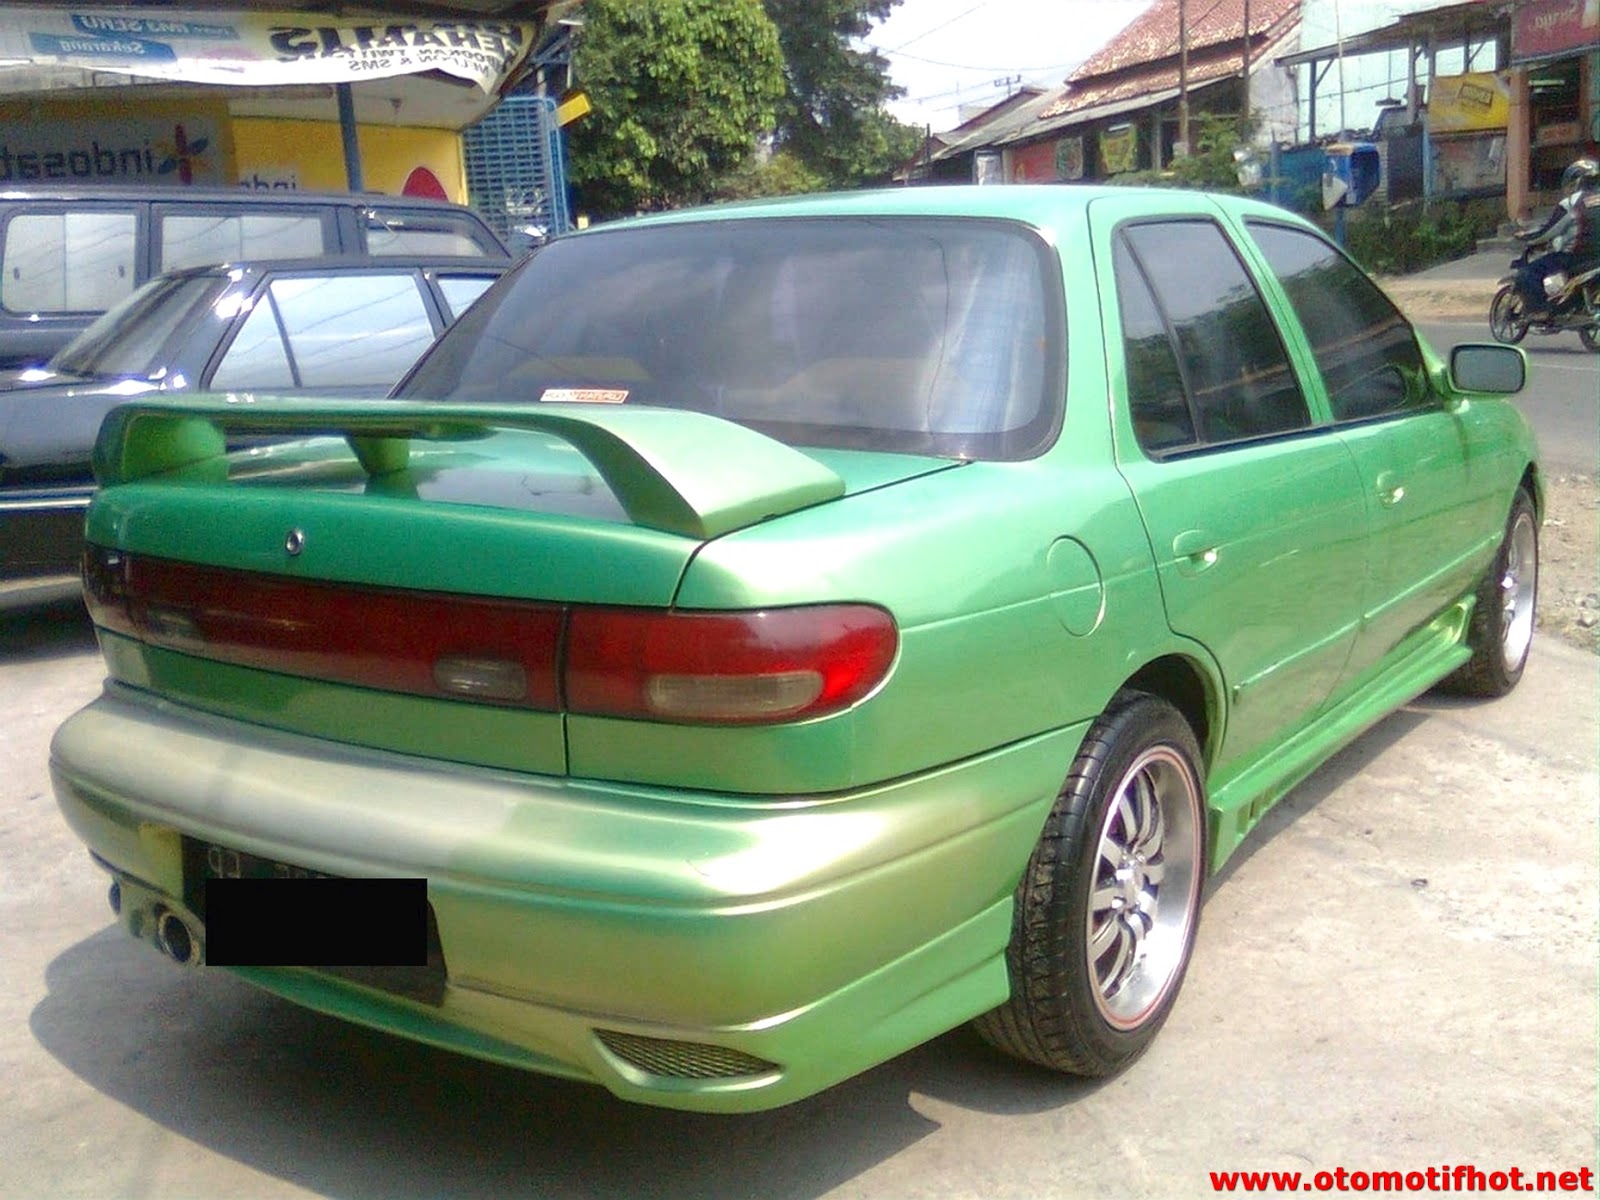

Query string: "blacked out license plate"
[183, 838, 428, 968]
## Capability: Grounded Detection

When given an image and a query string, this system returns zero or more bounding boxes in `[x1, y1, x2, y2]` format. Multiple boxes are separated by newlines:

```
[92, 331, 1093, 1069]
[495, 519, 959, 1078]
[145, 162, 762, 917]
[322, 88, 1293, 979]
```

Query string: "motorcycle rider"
[1515, 157, 1599, 314]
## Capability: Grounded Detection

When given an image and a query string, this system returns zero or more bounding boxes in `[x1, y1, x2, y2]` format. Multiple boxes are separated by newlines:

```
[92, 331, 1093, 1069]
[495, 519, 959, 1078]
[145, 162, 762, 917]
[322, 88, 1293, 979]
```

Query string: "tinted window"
[2, 210, 137, 313]
[53, 273, 223, 379]
[1113, 238, 1196, 453]
[210, 295, 295, 391]
[271, 272, 435, 390]
[436, 274, 496, 320]
[160, 213, 326, 271]
[403, 217, 1064, 460]
[1247, 221, 1427, 422]
[1120, 221, 1309, 445]
[366, 213, 490, 257]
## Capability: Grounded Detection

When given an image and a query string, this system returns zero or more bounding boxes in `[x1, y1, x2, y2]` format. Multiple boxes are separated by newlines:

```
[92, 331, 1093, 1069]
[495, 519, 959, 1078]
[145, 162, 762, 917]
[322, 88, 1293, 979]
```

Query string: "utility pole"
[1178, 0, 1190, 156]
[1241, 0, 1251, 128]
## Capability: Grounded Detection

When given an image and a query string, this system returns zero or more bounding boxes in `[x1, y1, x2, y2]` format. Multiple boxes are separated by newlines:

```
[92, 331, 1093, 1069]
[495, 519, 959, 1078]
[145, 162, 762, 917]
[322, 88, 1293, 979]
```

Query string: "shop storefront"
[0, 7, 537, 202]
[1508, 0, 1600, 218]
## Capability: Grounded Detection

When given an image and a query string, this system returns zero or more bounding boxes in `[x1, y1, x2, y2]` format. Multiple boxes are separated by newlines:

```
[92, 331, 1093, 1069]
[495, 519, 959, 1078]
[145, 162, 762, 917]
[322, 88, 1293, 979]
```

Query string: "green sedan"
[52, 186, 1539, 1112]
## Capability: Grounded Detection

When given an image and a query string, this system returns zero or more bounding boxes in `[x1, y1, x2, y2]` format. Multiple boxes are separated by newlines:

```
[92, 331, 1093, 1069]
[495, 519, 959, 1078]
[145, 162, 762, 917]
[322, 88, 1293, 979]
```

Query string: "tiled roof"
[1035, 0, 1299, 121]
[1069, 0, 1299, 81]
[1019, 13, 1299, 139]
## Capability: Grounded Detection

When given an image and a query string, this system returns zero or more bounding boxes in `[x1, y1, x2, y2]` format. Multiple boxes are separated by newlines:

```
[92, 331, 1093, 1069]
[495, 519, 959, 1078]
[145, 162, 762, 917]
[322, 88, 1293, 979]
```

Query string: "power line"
[884, 48, 1084, 73]
[880, 0, 994, 53]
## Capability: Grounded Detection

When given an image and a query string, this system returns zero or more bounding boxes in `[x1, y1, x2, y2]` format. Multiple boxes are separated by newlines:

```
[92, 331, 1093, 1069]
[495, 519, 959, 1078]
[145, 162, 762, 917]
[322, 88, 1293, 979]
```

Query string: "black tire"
[973, 691, 1205, 1077]
[1488, 285, 1528, 345]
[1441, 488, 1538, 698]
[1580, 324, 1598, 353]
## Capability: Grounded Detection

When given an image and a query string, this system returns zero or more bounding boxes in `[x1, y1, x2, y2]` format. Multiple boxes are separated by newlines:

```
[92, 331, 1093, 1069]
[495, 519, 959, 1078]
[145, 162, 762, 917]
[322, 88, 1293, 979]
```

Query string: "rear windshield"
[400, 216, 1064, 460]
[51, 273, 224, 379]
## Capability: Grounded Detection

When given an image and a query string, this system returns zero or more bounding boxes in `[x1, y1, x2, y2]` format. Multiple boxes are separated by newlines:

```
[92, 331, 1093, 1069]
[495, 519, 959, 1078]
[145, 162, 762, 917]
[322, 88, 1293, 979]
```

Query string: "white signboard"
[0, 114, 227, 185]
[0, 8, 534, 92]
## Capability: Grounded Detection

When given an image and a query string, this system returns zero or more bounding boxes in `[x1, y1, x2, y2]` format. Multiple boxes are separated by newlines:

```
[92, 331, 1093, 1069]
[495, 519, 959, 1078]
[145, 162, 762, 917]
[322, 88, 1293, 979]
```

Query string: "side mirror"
[1449, 344, 1525, 395]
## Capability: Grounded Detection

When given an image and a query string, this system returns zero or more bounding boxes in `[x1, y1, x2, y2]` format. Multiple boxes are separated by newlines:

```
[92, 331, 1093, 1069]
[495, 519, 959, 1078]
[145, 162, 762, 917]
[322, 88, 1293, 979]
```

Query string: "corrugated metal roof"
[927, 87, 1068, 160]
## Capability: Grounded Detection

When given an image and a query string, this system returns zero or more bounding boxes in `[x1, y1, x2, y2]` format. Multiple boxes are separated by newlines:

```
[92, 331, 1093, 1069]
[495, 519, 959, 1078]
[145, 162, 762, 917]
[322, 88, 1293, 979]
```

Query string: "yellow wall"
[0, 95, 466, 201]
[231, 118, 468, 201]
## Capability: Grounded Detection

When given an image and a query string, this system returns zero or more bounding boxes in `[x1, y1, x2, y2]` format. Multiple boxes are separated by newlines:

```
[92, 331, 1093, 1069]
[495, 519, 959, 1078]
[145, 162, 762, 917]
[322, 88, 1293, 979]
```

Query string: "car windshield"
[401, 216, 1064, 460]
[51, 273, 226, 380]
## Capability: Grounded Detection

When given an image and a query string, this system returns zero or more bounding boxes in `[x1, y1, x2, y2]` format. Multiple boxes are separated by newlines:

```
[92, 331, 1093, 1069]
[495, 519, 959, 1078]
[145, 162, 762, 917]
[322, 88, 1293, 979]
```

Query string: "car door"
[1094, 202, 1369, 769]
[1241, 218, 1501, 683]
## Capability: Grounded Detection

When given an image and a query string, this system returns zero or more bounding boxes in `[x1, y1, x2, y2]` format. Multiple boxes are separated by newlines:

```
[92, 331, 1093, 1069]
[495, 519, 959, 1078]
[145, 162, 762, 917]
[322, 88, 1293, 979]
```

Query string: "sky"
[862, 0, 1156, 133]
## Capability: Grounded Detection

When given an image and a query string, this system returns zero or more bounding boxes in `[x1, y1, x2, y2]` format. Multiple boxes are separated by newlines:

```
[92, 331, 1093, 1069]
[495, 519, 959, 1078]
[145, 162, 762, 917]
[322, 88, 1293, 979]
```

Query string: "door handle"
[1172, 529, 1219, 574]
[1375, 470, 1406, 507]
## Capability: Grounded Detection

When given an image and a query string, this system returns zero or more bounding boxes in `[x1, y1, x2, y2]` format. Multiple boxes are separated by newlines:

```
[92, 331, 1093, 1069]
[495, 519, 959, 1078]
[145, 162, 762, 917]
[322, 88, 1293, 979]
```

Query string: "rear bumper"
[52, 683, 1081, 1111]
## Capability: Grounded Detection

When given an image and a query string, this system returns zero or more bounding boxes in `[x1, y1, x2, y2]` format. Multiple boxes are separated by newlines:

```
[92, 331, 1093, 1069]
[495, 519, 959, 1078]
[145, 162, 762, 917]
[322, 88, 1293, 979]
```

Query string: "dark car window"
[402, 217, 1064, 461]
[209, 293, 296, 392]
[435, 273, 498, 320]
[270, 272, 436, 390]
[160, 212, 326, 272]
[1117, 220, 1309, 447]
[1113, 238, 1198, 453]
[1246, 221, 1428, 422]
[2, 209, 138, 314]
[51, 273, 223, 379]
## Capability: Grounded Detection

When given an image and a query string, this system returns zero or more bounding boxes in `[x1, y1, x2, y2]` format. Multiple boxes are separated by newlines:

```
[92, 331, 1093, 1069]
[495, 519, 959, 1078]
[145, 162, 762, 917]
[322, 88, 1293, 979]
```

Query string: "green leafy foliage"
[1108, 115, 1252, 192]
[762, 0, 923, 188]
[567, 0, 786, 217]
[710, 150, 828, 201]
[1331, 198, 1502, 276]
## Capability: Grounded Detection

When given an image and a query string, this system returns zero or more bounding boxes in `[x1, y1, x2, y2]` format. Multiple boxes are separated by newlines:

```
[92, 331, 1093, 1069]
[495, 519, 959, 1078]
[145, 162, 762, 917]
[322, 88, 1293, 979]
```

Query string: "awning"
[0, 4, 570, 185]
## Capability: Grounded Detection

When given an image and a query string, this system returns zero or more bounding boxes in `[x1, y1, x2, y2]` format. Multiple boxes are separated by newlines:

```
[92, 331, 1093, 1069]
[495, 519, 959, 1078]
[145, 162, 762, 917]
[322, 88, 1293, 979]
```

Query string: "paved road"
[2, 597, 1595, 1199]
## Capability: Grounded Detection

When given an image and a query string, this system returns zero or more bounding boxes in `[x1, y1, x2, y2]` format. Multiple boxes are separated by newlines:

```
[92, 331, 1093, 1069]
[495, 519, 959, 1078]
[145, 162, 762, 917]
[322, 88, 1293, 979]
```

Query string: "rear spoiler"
[93, 395, 845, 541]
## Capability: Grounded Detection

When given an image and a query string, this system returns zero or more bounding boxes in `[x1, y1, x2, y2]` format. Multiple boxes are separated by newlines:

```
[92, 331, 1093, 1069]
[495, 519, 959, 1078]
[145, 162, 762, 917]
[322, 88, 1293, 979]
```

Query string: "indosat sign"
[0, 118, 227, 186]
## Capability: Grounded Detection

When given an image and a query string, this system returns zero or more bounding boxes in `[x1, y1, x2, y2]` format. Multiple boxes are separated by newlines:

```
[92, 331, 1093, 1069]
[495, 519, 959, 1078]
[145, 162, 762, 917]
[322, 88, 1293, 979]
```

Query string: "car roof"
[163, 254, 513, 280]
[0, 184, 489, 212]
[604, 184, 1313, 239]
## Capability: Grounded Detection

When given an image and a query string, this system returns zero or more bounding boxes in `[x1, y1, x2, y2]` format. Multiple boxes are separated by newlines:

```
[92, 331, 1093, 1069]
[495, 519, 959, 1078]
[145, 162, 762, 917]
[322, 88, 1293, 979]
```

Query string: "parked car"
[1, 255, 506, 606]
[0, 185, 510, 370]
[52, 186, 1538, 1113]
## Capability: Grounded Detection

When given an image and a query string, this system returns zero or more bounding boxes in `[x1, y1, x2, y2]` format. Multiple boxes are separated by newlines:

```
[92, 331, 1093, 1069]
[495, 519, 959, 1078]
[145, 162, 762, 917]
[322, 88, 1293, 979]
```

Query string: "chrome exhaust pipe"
[155, 909, 201, 967]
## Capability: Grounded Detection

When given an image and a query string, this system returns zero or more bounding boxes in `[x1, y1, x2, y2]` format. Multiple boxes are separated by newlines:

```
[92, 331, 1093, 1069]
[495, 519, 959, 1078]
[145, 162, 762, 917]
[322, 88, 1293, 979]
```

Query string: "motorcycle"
[1489, 245, 1600, 352]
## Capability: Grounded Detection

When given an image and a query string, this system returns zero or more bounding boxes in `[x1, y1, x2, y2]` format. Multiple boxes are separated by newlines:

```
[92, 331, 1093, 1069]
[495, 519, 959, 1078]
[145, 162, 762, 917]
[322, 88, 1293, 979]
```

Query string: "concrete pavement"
[0, 602, 1595, 1199]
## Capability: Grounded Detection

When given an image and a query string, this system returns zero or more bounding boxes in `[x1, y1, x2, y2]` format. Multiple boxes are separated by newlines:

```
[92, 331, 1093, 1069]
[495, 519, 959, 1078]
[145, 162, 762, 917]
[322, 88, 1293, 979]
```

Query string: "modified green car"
[52, 186, 1539, 1112]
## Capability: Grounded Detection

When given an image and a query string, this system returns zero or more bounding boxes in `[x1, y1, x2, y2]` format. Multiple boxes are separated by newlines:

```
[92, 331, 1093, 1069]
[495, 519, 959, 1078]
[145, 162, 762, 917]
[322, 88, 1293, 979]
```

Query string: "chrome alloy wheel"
[1499, 506, 1538, 670]
[1086, 745, 1202, 1030]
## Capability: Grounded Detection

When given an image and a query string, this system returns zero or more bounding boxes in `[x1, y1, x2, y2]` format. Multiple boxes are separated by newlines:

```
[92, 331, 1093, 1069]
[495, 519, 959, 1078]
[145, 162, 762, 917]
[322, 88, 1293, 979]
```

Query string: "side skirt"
[1205, 597, 1474, 872]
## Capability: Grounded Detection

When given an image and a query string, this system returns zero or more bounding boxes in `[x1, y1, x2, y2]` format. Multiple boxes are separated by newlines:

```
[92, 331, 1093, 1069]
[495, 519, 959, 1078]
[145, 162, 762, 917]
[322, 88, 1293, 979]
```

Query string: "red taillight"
[84, 546, 562, 709]
[565, 606, 897, 723]
[83, 546, 898, 724]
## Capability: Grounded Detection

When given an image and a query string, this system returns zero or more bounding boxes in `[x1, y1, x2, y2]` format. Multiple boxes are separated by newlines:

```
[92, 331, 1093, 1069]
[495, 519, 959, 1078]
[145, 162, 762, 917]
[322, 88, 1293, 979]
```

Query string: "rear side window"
[1116, 220, 1309, 450]
[2, 210, 137, 313]
[365, 211, 493, 257]
[54, 273, 222, 378]
[1246, 221, 1426, 422]
[268, 272, 436, 389]
[436, 273, 497, 320]
[403, 217, 1064, 461]
[209, 296, 295, 392]
[160, 212, 327, 271]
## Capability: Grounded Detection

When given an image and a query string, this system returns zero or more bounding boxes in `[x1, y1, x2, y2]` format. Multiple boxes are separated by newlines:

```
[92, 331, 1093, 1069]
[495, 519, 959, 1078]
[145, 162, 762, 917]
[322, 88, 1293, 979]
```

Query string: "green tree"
[567, 0, 786, 217]
[763, 0, 922, 187]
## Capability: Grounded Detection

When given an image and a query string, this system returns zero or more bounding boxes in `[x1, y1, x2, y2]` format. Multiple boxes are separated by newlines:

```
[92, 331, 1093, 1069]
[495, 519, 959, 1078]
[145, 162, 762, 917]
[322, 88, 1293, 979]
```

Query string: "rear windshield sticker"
[540, 388, 629, 404]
